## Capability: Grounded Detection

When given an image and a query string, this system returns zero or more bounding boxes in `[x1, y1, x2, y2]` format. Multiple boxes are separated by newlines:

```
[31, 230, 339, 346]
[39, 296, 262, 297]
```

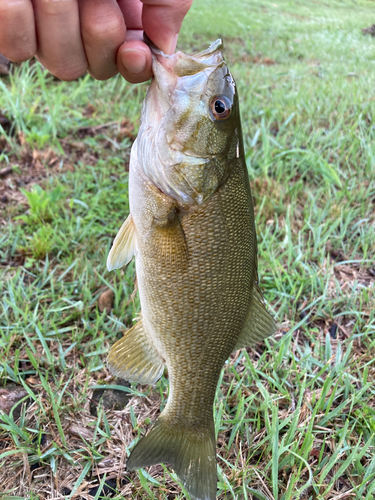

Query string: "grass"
[0, 0, 374, 498]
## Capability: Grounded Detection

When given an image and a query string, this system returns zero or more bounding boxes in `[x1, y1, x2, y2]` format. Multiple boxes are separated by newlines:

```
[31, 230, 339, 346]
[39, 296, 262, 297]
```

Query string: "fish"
[106, 40, 276, 500]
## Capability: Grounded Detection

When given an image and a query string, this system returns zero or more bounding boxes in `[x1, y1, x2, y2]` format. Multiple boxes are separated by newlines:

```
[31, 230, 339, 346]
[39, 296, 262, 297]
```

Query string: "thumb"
[141, 0, 193, 54]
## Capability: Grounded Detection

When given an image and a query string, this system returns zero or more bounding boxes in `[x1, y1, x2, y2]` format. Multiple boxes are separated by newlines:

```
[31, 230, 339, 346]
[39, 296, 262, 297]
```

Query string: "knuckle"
[83, 15, 124, 43]
[37, 0, 75, 16]
[0, 0, 28, 15]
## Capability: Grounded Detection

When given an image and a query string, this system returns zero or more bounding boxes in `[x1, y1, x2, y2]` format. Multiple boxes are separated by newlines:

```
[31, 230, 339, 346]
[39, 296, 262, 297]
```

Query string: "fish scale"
[107, 40, 276, 500]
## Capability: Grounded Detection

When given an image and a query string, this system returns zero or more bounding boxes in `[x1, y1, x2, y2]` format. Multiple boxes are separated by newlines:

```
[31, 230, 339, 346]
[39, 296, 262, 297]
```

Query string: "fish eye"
[210, 95, 232, 121]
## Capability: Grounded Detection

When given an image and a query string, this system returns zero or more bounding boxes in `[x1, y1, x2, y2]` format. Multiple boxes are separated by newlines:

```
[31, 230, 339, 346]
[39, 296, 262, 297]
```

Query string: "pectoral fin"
[107, 214, 137, 271]
[107, 318, 164, 385]
[234, 283, 276, 351]
[152, 211, 188, 264]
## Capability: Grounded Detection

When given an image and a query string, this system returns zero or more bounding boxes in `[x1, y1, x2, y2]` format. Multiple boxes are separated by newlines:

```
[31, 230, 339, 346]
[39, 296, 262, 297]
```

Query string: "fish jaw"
[136, 40, 238, 206]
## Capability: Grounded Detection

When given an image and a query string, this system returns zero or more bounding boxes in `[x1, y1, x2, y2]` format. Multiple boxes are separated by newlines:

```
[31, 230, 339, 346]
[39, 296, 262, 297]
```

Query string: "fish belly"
[130, 155, 256, 428]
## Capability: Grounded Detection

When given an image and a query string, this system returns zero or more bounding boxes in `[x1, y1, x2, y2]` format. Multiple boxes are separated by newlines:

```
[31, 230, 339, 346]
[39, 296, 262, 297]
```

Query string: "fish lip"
[146, 35, 225, 79]
[185, 39, 224, 59]
[144, 34, 224, 61]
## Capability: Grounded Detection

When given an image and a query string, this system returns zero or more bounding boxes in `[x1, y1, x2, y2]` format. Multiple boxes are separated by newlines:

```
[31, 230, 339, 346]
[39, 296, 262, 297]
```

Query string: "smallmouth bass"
[107, 40, 275, 500]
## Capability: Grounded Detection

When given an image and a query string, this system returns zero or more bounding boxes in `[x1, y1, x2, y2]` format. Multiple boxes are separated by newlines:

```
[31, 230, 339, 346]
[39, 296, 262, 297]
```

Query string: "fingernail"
[122, 49, 147, 74]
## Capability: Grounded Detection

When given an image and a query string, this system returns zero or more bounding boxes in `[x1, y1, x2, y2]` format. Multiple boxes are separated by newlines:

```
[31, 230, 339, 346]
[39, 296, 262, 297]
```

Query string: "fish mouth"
[146, 35, 224, 77]
[148, 38, 225, 100]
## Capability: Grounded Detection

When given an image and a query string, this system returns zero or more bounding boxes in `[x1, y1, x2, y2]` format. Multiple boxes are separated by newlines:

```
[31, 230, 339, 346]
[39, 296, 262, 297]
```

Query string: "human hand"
[0, 0, 193, 83]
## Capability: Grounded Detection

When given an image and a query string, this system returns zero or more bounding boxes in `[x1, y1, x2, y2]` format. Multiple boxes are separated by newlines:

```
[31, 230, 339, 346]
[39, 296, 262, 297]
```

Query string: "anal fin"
[107, 318, 164, 385]
[107, 214, 137, 271]
[234, 283, 276, 351]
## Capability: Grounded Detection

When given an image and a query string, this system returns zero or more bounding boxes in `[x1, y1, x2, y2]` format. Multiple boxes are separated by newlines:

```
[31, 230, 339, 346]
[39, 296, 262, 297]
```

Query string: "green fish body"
[107, 40, 275, 500]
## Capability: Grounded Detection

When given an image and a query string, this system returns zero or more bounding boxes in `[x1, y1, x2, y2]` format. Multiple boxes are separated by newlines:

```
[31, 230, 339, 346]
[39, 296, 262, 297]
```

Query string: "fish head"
[136, 40, 241, 205]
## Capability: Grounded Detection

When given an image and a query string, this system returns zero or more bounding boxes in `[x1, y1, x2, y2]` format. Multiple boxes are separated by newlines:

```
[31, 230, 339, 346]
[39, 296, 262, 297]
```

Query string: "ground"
[0, 0, 374, 499]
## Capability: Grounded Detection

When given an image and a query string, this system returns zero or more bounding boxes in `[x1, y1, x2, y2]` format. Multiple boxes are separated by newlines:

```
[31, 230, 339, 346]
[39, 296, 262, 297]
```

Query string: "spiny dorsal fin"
[107, 214, 137, 271]
[233, 283, 276, 351]
[107, 317, 165, 385]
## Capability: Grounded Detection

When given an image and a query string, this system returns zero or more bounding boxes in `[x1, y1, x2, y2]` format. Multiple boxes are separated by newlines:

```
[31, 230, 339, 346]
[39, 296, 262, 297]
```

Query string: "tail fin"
[127, 416, 217, 500]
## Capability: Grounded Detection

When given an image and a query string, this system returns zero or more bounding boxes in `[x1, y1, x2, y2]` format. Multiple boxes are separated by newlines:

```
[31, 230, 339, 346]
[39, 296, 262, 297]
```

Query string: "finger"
[33, 0, 87, 81]
[141, 0, 193, 54]
[0, 0, 36, 62]
[78, 0, 126, 80]
[117, 0, 142, 30]
[117, 32, 152, 84]
[117, 0, 152, 82]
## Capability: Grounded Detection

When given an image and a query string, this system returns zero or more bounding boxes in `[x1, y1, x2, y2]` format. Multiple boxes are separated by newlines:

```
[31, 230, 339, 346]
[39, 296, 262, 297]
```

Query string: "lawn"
[0, 0, 374, 499]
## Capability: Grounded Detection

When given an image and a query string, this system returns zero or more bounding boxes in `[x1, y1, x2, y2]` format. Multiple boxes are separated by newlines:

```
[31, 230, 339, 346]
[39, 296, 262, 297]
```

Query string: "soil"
[0, 54, 10, 76]
[0, 385, 34, 420]
[0, 119, 135, 220]
[89, 378, 131, 417]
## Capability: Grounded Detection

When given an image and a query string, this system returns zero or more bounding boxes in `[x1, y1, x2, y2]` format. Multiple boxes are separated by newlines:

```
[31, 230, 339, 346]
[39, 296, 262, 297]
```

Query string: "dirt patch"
[76, 118, 135, 141]
[362, 24, 375, 36]
[0, 119, 135, 219]
[0, 385, 34, 420]
[0, 144, 61, 210]
[333, 263, 375, 288]
[89, 378, 132, 417]
[0, 112, 11, 134]
[0, 370, 161, 497]
[0, 54, 10, 76]
[283, 11, 310, 21]
[251, 55, 278, 65]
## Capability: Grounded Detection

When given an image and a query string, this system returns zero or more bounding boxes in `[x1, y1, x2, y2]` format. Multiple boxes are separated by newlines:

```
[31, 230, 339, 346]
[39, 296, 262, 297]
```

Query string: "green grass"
[0, 0, 374, 498]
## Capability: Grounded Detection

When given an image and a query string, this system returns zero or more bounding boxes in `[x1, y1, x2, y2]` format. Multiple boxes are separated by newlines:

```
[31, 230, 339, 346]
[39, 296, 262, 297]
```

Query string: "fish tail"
[127, 415, 216, 500]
